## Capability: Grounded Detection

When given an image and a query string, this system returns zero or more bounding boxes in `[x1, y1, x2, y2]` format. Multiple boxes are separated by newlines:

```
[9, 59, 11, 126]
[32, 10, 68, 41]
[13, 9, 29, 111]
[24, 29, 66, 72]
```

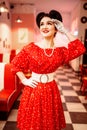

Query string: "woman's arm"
[65, 31, 76, 42]
[16, 71, 38, 88]
[16, 71, 26, 81]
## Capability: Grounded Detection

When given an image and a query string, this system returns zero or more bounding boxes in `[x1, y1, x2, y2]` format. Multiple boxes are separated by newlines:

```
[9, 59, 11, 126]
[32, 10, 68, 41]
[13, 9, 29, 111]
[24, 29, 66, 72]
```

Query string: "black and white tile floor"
[0, 65, 87, 130]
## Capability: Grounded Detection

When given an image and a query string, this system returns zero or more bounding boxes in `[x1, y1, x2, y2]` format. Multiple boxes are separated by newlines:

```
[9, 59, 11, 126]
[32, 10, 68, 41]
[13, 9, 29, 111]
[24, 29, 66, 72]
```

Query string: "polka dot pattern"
[11, 39, 85, 130]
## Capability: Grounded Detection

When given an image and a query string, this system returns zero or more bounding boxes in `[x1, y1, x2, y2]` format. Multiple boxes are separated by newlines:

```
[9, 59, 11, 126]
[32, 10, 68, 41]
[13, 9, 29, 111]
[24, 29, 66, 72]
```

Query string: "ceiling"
[9, 0, 80, 13]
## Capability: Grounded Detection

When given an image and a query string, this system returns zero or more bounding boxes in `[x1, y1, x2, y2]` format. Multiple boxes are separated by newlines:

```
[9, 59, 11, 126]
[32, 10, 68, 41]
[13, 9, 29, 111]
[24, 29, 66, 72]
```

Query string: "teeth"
[43, 30, 49, 33]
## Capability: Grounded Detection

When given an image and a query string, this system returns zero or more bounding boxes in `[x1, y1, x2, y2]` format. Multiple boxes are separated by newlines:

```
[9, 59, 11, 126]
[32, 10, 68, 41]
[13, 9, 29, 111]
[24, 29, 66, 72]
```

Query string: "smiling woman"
[11, 9, 85, 130]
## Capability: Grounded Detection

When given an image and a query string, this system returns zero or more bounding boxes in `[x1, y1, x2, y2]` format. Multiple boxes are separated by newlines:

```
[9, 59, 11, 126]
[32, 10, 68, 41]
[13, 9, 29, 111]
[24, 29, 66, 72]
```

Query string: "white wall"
[70, 0, 87, 71]
[0, 0, 12, 53]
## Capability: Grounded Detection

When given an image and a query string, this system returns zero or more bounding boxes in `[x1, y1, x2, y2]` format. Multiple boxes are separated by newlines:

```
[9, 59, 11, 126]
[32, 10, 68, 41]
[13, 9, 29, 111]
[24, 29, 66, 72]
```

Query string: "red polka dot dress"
[11, 39, 85, 130]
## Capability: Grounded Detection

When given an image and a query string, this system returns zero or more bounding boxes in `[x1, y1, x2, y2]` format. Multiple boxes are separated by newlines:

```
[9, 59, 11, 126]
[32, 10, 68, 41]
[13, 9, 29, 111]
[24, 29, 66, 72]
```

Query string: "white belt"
[32, 72, 55, 83]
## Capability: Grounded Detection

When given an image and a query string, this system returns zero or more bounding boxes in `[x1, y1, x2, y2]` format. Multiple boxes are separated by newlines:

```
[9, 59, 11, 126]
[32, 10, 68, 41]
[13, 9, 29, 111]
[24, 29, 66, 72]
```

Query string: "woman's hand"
[52, 19, 68, 34]
[21, 77, 38, 88]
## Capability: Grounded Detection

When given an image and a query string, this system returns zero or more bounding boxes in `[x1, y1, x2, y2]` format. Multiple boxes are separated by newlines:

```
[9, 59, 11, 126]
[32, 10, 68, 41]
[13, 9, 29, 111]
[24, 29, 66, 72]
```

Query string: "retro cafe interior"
[0, 0, 87, 120]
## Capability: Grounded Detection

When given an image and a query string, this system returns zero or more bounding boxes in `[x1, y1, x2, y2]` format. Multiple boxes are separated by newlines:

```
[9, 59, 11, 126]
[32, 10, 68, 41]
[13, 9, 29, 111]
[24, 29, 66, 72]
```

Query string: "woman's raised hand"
[52, 19, 68, 34]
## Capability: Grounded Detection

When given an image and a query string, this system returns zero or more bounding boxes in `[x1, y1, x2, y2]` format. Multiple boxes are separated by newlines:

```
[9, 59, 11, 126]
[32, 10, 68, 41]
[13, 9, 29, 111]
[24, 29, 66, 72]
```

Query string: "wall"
[78, 0, 87, 41]
[69, 2, 81, 71]
[70, 0, 87, 71]
[11, 13, 34, 50]
[0, 0, 12, 53]
[11, 4, 35, 50]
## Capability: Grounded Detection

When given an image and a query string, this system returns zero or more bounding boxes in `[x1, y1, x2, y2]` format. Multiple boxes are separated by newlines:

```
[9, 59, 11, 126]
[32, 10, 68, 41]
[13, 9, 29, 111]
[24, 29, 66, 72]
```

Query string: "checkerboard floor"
[0, 65, 87, 130]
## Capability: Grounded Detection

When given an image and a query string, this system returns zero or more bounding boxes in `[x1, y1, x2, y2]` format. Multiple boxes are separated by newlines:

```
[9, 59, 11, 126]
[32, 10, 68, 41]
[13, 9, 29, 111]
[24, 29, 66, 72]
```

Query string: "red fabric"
[81, 77, 87, 94]
[11, 49, 16, 55]
[4, 64, 15, 90]
[10, 50, 16, 62]
[0, 54, 3, 62]
[11, 39, 85, 130]
[0, 89, 14, 100]
[0, 89, 16, 111]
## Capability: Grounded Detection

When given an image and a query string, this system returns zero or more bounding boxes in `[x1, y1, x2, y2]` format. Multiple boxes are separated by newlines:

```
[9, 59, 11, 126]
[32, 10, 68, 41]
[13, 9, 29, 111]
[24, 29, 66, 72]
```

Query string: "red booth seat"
[0, 49, 16, 63]
[0, 63, 22, 112]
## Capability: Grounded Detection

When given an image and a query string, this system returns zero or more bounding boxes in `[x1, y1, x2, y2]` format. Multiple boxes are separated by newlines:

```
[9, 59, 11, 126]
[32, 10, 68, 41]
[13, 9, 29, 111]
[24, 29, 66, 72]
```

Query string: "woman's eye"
[40, 23, 44, 26]
[47, 22, 53, 25]
[40, 21, 53, 27]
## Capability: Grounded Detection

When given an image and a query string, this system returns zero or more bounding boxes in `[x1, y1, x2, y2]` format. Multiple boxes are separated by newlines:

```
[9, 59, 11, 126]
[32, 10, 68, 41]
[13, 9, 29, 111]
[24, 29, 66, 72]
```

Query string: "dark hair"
[36, 10, 63, 28]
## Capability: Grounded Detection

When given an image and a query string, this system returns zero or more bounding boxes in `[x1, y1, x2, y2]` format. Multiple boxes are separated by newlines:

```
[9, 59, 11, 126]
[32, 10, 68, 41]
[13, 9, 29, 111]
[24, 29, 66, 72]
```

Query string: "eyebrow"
[40, 20, 53, 24]
[47, 20, 53, 23]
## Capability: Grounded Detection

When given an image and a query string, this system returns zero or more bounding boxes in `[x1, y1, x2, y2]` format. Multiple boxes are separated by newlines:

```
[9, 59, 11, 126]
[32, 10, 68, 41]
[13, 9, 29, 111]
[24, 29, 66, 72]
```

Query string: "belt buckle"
[40, 74, 49, 83]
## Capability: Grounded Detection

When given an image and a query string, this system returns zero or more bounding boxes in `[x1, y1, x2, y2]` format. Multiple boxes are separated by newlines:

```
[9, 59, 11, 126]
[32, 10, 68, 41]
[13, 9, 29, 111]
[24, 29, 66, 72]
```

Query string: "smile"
[43, 30, 49, 33]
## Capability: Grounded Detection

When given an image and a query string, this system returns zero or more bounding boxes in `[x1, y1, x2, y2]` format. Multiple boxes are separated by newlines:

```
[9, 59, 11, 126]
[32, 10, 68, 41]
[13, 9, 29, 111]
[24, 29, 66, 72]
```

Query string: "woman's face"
[40, 16, 56, 38]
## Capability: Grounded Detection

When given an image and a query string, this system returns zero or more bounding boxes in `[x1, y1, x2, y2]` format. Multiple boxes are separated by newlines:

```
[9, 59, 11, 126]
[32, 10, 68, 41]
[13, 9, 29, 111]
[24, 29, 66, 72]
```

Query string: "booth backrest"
[0, 50, 16, 63]
[0, 54, 3, 62]
[4, 64, 16, 90]
[0, 63, 16, 91]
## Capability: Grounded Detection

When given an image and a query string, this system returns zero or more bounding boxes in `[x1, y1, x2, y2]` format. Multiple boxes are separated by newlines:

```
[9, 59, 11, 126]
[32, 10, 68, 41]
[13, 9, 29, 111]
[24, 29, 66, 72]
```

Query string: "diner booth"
[0, 63, 21, 119]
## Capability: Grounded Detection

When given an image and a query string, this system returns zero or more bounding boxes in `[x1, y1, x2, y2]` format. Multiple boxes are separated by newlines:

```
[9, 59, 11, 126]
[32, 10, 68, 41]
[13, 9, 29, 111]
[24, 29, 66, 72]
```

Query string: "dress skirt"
[17, 80, 66, 130]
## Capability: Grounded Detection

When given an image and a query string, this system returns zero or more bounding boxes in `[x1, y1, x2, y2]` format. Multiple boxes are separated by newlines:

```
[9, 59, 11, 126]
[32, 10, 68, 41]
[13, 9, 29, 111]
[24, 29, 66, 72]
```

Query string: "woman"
[11, 10, 85, 130]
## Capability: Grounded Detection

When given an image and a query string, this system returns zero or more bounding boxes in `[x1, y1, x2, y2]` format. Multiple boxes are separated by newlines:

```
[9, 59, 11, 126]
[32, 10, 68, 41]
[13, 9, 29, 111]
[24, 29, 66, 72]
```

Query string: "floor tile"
[0, 121, 6, 130]
[83, 103, 87, 110]
[62, 124, 73, 130]
[64, 96, 81, 103]
[59, 82, 72, 86]
[7, 110, 18, 121]
[61, 86, 74, 90]
[71, 82, 81, 87]
[3, 122, 18, 130]
[73, 124, 87, 130]
[69, 78, 80, 83]
[61, 95, 66, 103]
[70, 112, 87, 124]
[66, 103, 86, 112]
[62, 90, 78, 96]
[64, 111, 72, 123]
[62, 103, 68, 111]
[73, 86, 81, 91]
[79, 96, 87, 103]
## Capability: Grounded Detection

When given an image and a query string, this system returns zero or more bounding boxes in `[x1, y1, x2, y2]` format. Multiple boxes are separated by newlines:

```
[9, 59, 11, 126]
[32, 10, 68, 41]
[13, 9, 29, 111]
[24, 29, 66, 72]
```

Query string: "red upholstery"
[4, 64, 16, 90]
[80, 76, 87, 99]
[10, 49, 16, 62]
[0, 50, 16, 63]
[0, 63, 21, 112]
[80, 65, 87, 99]
[0, 54, 3, 62]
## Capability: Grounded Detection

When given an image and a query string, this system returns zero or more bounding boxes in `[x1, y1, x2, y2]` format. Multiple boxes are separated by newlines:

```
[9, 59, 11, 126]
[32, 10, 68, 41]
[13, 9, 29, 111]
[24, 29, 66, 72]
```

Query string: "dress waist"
[32, 72, 55, 83]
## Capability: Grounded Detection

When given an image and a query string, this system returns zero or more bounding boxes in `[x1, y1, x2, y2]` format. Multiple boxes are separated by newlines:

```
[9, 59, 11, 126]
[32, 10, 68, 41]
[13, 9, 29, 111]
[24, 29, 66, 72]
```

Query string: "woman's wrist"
[21, 78, 27, 84]
[63, 29, 68, 35]
[16, 71, 26, 82]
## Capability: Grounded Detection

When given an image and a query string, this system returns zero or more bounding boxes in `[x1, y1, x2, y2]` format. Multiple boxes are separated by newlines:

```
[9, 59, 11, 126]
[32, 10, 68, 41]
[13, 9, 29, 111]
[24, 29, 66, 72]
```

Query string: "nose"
[43, 24, 48, 28]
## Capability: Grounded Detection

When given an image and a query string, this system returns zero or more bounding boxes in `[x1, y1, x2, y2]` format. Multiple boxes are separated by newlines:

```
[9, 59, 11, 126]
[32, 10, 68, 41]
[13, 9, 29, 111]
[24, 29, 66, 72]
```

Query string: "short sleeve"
[63, 39, 86, 64]
[11, 46, 29, 74]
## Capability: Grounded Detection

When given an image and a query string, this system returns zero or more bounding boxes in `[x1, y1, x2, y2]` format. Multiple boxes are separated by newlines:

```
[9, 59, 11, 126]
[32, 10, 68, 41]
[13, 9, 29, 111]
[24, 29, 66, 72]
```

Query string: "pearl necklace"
[44, 47, 54, 57]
